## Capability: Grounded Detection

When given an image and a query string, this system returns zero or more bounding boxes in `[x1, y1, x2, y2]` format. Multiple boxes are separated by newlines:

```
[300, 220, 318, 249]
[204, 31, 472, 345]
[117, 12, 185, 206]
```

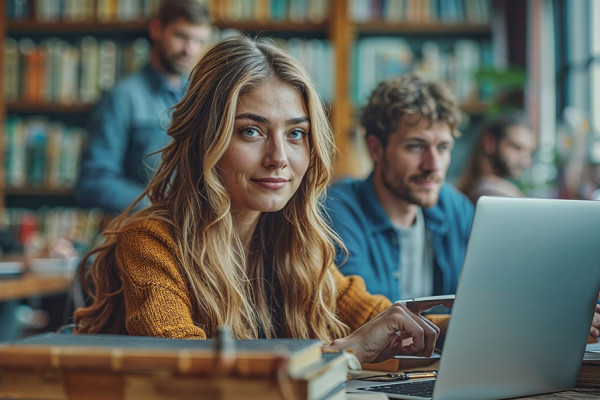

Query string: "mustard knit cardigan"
[104, 219, 391, 339]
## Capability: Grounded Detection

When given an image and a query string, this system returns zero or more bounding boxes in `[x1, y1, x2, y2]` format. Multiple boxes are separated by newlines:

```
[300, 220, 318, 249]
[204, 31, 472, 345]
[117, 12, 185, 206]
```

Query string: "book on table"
[577, 342, 600, 387]
[0, 332, 348, 400]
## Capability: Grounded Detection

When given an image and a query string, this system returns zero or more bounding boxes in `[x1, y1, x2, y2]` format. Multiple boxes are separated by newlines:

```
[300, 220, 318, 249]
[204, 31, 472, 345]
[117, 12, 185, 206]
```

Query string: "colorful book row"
[4, 116, 85, 189]
[352, 37, 494, 106]
[3, 36, 150, 104]
[6, 0, 161, 22]
[351, 0, 493, 23]
[212, 0, 329, 23]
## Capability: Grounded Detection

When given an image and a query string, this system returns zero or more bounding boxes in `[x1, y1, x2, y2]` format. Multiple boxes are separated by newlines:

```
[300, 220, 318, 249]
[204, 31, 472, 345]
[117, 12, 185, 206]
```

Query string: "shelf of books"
[0, 0, 159, 257]
[346, 0, 500, 177]
[209, 0, 500, 178]
[0, 0, 503, 256]
[7, 20, 150, 33]
[210, 0, 334, 104]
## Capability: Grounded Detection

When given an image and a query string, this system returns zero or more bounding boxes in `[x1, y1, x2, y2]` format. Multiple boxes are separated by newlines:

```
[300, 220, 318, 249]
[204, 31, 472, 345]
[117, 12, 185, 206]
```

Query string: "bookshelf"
[0, 0, 507, 247]
[0, 0, 6, 212]
[209, 0, 504, 179]
[0, 0, 156, 256]
[6, 20, 149, 32]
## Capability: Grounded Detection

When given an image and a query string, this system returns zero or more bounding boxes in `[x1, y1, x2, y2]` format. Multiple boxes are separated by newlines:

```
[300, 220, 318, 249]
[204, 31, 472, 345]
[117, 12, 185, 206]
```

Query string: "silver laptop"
[348, 196, 600, 400]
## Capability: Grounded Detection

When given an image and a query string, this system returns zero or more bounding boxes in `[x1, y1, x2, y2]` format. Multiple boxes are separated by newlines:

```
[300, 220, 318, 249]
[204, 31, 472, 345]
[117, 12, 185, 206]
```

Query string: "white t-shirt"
[396, 208, 434, 299]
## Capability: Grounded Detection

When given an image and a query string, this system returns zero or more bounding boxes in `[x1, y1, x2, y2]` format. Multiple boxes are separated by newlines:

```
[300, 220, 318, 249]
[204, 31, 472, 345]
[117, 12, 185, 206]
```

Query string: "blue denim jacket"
[324, 174, 474, 301]
[76, 64, 186, 215]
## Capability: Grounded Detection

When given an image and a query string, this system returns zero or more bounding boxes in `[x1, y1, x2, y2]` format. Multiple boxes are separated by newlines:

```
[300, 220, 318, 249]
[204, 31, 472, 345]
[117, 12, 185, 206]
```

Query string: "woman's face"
[218, 78, 311, 222]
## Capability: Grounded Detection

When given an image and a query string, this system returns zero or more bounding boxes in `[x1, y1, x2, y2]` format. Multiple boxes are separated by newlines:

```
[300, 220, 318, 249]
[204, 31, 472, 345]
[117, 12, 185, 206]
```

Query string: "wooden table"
[347, 380, 600, 399]
[0, 271, 73, 301]
[517, 387, 600, 399]
[349, 367, 600, 399]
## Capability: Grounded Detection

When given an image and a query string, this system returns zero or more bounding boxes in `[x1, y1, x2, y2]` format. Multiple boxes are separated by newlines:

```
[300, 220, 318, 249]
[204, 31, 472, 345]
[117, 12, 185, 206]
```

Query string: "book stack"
[0, 333, 348, 400]
[577, 342, 600, 387]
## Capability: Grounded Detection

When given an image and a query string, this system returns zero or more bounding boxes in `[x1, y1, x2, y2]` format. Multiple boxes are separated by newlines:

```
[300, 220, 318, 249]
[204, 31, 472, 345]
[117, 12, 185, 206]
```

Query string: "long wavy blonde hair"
[75, 36, 350, 341]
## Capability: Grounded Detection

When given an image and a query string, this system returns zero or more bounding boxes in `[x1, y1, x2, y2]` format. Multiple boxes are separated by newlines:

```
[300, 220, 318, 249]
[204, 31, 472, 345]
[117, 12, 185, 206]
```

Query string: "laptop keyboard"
[358, 379, 436, 397]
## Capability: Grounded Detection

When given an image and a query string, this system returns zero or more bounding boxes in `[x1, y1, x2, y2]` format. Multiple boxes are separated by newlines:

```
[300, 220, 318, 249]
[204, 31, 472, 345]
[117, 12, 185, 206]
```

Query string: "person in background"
[324, 74, 473, 303]
[76, 0, 212, 215]
[73, 36, 446, 363]
[457, 112, 536, 204]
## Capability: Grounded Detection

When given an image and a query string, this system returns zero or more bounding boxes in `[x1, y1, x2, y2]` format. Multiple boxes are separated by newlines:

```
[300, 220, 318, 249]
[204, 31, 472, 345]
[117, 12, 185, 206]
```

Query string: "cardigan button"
[393, 270, 401, 280]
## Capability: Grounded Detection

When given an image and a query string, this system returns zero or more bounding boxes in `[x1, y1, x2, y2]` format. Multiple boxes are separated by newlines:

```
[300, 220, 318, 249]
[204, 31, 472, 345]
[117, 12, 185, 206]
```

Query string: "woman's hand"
[591, 292, 600, 339]
[326, 302, 440, 364]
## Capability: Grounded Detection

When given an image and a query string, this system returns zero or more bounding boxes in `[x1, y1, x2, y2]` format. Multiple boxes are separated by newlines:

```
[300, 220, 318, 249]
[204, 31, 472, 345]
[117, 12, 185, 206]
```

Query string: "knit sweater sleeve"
[115, 220, 207, 339]
[333, 266, 392, 332]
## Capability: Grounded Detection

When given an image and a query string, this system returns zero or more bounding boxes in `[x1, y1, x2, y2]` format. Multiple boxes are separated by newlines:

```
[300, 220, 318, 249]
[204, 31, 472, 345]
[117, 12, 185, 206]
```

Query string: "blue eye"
[438, 143, 453, 152]
[241, 127, 260, 138]
[407, 143, 424, 151]
[288, 129, 306, 140]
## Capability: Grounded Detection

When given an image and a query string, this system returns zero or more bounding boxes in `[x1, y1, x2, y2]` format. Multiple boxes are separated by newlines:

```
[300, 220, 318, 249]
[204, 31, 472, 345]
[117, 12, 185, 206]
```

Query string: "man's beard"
[380, 159, 442, 208]
[491, 151, 517, 178]
[157, 48, 188, 76]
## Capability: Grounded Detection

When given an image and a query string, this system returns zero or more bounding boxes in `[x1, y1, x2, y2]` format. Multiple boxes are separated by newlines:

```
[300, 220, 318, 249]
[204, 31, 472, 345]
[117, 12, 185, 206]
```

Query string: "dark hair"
[361, 74, 462, 146]
[157, 0, 211, 26]
[481, 111, 532, 142]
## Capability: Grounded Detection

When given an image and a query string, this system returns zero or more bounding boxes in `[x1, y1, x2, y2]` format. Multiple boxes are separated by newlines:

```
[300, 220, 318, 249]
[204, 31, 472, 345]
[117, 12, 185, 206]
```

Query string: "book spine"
[97, 39, 118, 92]
[25, 118, 49, 186]
[4, 116, 27, 188]
[79, 36, 101, 103]
[122, 37, 150, 76]
[3, 38, 20, 101]
[44, 122, 63, 189]
[21, 41, 45, 102]
[61, 127, 85, 187]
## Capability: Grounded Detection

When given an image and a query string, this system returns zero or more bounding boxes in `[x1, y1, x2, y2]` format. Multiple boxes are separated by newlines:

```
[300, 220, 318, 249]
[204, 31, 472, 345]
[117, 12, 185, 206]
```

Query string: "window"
[554, 0, 600, 199]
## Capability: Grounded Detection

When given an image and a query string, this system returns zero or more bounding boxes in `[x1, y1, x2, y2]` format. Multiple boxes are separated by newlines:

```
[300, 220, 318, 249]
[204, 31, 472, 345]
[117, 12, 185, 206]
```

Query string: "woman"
[74, 36, 440, 363]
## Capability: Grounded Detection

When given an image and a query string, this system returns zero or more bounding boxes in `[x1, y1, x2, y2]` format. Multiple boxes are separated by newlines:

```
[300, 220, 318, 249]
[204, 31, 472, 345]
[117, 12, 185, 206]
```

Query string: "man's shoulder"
[328, 176, 368, 198]
[93, 68, 155, 114]
[109, 68, 152, 96]
[325, 176, 370, 211]
[471, 177, 523, 198]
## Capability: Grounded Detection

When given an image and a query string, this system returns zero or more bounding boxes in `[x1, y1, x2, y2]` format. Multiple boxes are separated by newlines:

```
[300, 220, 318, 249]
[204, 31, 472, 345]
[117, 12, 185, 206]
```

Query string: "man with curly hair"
[325, 74, 474, 302]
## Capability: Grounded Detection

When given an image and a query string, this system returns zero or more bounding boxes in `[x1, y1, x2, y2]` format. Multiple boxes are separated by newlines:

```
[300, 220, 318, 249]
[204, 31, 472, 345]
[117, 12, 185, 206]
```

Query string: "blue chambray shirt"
[324, 173, 474, 301]
[76, 64, 186, 215]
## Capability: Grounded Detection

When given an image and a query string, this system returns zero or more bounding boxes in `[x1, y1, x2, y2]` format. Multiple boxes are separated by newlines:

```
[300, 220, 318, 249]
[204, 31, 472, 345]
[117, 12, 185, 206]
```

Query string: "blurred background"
[0, 0, 598, 340]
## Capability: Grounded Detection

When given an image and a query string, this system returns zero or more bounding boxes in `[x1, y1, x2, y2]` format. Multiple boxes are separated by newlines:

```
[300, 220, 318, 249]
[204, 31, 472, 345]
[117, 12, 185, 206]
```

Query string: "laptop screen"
[348, 197, 600, 400]
[433, 197, 600, 400]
